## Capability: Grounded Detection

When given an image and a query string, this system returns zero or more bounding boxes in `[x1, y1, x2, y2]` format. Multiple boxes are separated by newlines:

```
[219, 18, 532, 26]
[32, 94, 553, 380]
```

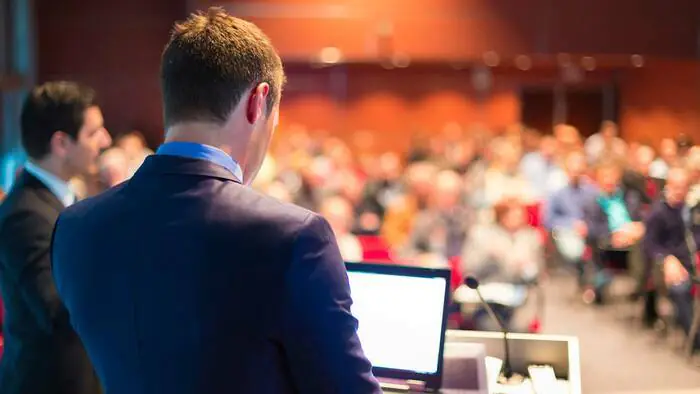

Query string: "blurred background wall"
[1, 0, 698, 156]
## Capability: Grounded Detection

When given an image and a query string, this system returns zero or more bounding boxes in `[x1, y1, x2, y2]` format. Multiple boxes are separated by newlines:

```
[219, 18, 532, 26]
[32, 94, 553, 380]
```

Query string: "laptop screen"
[346, 262, 450, 386]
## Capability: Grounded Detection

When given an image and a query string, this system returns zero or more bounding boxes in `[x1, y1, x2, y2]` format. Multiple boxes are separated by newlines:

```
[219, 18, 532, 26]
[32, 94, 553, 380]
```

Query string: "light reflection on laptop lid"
[346, 262, 451, 392]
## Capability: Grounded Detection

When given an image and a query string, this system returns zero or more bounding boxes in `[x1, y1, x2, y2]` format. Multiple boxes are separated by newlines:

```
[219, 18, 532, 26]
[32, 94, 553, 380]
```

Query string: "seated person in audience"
[623, 144, 663, 212]
[381, 161, 437, 249]
[545, 151, 598, 288]
[98, 147, 130, 189]
[650, 138, 679, 181]
[520, 134, 567, 200]
[115, 130, 153, 176]
[462, 198, 542, 330]
[320, 195, 363, 262]
[584, 159, 646, 302]
[584, 121, 627, 165]
[644, 167, 700, 347]
[480, 139, 535, 212]
[404, 170, 472, 260]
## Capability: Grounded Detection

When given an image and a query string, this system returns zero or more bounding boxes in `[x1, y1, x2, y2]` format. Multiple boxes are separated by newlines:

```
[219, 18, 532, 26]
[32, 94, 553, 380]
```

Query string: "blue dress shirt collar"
[156, 141, 243, 183]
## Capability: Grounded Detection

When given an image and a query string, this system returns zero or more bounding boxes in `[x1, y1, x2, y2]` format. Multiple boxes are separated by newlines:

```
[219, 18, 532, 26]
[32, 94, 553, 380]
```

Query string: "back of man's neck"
[30, 159, 71, 182]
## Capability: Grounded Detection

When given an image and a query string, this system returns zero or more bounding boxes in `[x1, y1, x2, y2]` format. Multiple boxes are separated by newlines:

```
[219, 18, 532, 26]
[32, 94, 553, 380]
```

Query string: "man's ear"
[49, 131, 71, 158]
[246, 82, 270, 125]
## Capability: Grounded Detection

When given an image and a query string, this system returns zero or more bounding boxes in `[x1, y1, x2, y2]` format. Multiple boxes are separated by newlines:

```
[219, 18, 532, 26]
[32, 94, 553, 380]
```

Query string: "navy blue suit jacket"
[51, 155, 381, 394]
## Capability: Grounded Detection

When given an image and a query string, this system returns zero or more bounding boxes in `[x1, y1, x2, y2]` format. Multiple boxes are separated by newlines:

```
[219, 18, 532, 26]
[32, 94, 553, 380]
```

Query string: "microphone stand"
[465, 276, 513, 379]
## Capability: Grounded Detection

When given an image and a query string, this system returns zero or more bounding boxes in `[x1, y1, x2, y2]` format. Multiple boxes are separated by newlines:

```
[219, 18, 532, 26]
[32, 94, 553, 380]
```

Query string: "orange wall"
[620, 60, 700, 147]
[279, 66, 520, 151]
[198, 0, 700, 61]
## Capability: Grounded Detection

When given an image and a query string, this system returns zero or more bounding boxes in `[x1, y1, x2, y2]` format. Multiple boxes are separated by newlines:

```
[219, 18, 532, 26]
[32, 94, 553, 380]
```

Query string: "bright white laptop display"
[346, 262, 451, 390]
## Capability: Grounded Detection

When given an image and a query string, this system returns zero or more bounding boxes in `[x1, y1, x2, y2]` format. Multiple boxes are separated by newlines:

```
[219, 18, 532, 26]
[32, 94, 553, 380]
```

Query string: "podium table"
[444, 330, 582, 394]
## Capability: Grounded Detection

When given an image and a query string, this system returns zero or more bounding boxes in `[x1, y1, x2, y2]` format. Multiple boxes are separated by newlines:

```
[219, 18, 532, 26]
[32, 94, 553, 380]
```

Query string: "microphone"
[464, 275, 513, 379]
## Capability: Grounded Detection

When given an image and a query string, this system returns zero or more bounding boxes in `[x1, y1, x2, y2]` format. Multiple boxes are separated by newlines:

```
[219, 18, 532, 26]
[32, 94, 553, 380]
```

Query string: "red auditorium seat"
[525, 202, 543, 228]
[357, 235, 394, 263]
[447, 256, 463, 292]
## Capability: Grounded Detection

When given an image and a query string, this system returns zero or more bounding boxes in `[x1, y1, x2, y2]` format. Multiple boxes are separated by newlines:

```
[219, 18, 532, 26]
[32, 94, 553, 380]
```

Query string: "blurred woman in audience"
[462, 198, 542, 329]
[98, 147, 130, 189]
[320, 195, 363, 262]
[116, 130, 153, 176]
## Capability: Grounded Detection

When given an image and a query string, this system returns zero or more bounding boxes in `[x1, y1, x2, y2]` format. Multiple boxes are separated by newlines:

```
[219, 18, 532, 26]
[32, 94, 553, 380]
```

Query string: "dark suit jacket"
[0, 171, 100, 394]
[621, 170, 664, 206]
[51, 155, 381, 394]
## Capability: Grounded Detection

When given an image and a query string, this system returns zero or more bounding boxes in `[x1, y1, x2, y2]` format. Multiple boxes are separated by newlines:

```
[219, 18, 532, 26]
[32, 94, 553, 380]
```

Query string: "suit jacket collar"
[13, 170, 65, 213]
[134, 154, 242, 184]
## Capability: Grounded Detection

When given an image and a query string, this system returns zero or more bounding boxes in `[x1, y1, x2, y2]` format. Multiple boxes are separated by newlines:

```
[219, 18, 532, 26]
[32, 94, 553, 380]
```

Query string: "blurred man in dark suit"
[51, 8, 381, 394]
[0, 81, 110, 394]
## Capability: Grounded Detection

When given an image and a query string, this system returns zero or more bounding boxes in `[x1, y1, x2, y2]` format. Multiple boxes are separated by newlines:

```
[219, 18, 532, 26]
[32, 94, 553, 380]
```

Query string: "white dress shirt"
[23, 161, 76, 207]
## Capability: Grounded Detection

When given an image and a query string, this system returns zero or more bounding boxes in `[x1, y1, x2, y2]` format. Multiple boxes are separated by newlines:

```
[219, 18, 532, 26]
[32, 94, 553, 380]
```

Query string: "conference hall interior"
[2, 0, 700, 393]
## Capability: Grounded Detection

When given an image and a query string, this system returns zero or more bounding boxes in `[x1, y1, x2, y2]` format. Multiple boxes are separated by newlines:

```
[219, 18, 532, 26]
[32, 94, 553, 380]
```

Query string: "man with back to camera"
[50, 8, 381, 394]
[0, 81, 111, 394]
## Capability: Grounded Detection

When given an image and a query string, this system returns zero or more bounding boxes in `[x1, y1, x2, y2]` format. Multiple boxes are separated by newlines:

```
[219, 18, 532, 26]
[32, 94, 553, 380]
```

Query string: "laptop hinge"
[379, 378, 427, 392]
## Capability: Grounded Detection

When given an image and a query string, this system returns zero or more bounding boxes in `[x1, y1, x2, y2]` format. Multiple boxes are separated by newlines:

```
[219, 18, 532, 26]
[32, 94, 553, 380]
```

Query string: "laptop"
[346, 262, 451, 393]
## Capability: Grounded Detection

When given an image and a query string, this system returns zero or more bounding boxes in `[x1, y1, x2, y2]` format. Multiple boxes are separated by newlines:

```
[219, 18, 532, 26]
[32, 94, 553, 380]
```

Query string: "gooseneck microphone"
[464, 275, 513, 379]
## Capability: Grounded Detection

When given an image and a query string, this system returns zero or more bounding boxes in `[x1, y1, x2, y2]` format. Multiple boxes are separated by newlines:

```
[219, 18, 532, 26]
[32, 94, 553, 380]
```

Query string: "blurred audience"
[320, 195, 363, 262]
[649, 138, 678, 180]
[584, 121, 627, 164]
[30, 115, 700, 341]
[98, 147, 130, 189]
[116, 130, 153, 177]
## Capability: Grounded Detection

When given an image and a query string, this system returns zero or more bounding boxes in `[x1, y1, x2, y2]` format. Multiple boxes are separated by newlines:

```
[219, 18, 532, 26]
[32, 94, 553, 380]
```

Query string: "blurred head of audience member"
[321, 195, 354, 237]
[494, 198, 526, 233]
[664, 167, 689, 208]
[319, 195, 363, 262]
[116, 130, 153, 176]
[600, 121, 618, 142]
[633, 145, 655, 176]
[98, 147, 130, 188]
[431, 170, 463, 213]
[160, 7, 284, 185]
[554, 124, 582, 155]
[0, 187, 5, 202]
[659, 138, 679, 165]
[405, 161, 438, 208]
[491, 138, 521, 173]
[21, 81, 112, 181]
[596, 159, 623, 195]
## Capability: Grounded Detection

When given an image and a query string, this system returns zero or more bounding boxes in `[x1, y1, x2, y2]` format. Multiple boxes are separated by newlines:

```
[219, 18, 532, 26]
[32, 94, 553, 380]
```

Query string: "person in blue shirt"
[50, 7, 381, 394]
[545, 151, 597, 287]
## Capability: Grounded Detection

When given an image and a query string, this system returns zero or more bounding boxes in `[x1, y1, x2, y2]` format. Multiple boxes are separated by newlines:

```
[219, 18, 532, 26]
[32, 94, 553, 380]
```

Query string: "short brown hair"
[160, 7, 284, 128]
[493, 198, 523, 224]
